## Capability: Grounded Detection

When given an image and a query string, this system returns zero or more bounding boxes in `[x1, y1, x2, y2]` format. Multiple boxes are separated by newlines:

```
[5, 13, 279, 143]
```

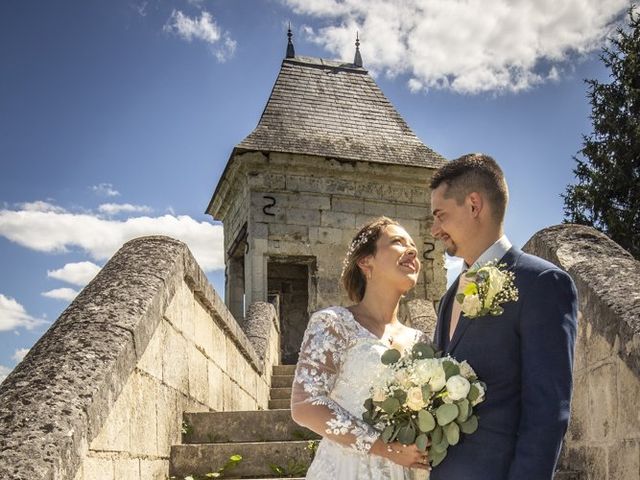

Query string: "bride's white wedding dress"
[291, 306, 426, 480]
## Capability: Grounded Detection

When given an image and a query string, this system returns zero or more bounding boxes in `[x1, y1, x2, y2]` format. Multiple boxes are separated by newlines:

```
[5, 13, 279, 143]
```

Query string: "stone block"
[585, 324, 615, 367]
[208, 362, 225, 411]
[162, 323, 189, 393]
[90, 372, 132, 452]
[114, 458, 140, 480]
[573, 314, 588, 373]
[188, 346, 209, 406]
[608, 440, 639, 480]
[222, 374, 236, 411]
[156, 382, 179, 453]
[567, 371, 588, 442]
[193, 299, 215, 360]
[285, 207, 321, 226]
[250, 221, 269, 238]
[616, 358, 640, 437]
[397, 204, 430, 220]
[309, 226, 343, 245]
[138, 320, 164, 380]
[210, 322, 228, 371]
[331, 196, 364, 213]
[268, 223, 309, 241]
[321, 211, 356, 229]
[139, 459, 168, 480]
[247, 172, 286, 190]
[129, 373, 159, 456]
[83, 456, 114, 480]
[558, 445, 607, 480]
[587, 362, 617, 442]
[284, 193, 330, 210]
[394, 218, 421, 237]
[363, 200, 397, 217]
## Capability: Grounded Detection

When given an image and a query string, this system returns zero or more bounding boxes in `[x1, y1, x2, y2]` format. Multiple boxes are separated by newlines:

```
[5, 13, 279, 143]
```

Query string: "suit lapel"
[446, 247, 523, 355]
[435, 278, 459, 350]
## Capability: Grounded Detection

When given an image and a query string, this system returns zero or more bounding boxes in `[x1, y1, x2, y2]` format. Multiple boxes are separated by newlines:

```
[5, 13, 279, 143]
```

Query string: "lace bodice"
[291, 306, 425, 454]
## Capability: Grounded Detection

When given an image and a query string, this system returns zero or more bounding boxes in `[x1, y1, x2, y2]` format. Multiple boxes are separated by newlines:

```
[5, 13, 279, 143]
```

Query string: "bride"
[291, 217, 431, 479]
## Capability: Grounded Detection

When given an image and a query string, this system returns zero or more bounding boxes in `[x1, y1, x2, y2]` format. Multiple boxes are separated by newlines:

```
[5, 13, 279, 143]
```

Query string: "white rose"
[428, 365, 446, 392]
[472, 382, 486, 406]
[412, 358, 438, 384]
[459, 360, 476, 380]
[461, 294, 482, 316]
[406, 386, 425, 411]
[446, 375, 471, 401]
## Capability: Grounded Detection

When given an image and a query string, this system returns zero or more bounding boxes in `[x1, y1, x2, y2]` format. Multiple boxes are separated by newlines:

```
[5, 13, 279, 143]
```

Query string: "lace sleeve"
[290, 309, 380, 453]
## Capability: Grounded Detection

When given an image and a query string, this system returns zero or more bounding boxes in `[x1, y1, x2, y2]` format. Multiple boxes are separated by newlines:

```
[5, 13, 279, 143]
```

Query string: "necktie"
[449, 269, 471, 341]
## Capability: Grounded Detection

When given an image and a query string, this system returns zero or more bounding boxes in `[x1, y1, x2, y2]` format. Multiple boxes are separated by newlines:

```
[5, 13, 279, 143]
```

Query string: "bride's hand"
[371, 439, 430, 469]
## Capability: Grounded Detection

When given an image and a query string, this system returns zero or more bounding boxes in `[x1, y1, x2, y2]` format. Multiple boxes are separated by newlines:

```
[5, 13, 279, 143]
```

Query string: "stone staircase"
[169, 364, 581, 479]
[170, 365, 320, 479]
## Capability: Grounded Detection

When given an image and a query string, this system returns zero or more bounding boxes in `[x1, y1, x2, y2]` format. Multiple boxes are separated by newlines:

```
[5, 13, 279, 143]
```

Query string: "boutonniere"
[456, 261, 519, 319]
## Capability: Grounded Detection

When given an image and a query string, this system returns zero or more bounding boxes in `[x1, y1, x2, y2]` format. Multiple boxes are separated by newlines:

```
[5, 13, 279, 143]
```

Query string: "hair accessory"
[340, 228, 373, 277]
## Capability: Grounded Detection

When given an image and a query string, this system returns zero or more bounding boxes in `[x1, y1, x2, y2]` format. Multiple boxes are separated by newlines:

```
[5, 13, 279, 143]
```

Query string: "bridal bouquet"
[362, 343, 486, 468]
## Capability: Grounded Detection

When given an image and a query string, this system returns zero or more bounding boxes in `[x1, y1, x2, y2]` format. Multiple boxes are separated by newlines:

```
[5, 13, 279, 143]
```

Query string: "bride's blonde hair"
[341, 216, 399, 302]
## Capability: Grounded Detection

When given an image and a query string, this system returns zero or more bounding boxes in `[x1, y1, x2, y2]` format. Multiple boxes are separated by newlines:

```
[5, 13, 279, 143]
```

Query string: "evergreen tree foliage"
[563, 8, 640, 258]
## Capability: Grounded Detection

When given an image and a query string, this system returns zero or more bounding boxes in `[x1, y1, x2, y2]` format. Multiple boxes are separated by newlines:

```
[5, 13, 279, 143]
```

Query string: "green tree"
[563, 7, 640, 259]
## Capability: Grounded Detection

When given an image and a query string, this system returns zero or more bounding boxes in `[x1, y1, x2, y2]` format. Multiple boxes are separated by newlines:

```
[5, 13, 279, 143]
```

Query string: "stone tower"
[206, 33, 448, 363]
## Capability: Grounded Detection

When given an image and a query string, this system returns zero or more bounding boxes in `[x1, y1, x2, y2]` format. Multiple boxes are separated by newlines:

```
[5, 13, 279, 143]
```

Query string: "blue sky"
[0, 0, 632, 380]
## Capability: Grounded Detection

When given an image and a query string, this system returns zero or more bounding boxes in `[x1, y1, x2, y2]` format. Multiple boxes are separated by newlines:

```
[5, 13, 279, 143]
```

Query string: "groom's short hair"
[429, 153, 509, 224]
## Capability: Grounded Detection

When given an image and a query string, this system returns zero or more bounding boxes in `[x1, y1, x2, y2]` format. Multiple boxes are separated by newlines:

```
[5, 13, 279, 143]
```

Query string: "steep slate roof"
[236, 56, 446, 168]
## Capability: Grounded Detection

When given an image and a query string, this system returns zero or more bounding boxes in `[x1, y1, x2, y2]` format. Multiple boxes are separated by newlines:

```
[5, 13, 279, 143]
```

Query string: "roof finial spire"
[286, 22, 295, 58]
[354, 31, 363, 67]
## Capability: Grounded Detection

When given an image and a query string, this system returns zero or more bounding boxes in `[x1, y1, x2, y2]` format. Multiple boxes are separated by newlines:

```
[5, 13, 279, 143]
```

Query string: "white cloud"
[0, 203, 224, 272]
[47, 261, 102, 287]
[0, 293, 48, 332]
[98, 203, 153, 215]
[91, 183, 120, 197]
[0, 365, 11, 383]
[12, 348, 29, 363]
[286, 0, 629, 94]
[164, 10, 236, 62]
[42, 288, 79, 302]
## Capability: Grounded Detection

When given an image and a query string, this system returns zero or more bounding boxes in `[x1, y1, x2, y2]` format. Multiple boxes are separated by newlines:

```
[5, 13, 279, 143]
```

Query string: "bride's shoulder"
[308, 306, 356, 332]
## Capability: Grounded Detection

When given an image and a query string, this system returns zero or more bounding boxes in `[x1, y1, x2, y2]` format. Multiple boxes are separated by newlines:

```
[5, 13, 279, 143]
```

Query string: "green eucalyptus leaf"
[418, 409, 436, 432]
[363, 398, 374, 411]
[436, 404, 459, 426]
[393, 389, 407, 405]
[381, 349, 402, 365]
[459, 415, 479, 434]
[397, 423, 417, 444]
[412, 343, 435, 359]
[468, 384, 480, 403]
[433, 436, 449, 453]
[456, 399, 470, 422]
[421, 384, 432, 400]
[430, 447, 447, 467]
[415, 433, 429, 452]
[381, 425, 395, 443]
[444, 421, 460, 445]
[431, 425, 443, 445]
[442, 361, 460, 379]
[381, 397, 401, 415]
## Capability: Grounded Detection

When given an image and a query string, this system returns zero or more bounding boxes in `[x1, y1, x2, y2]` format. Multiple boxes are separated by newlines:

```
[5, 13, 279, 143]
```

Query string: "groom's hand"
[371, 439, 430, 469]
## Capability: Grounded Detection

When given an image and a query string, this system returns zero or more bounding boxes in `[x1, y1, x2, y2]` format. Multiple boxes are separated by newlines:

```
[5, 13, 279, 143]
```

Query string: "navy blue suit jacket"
[431, 247, 578, 480]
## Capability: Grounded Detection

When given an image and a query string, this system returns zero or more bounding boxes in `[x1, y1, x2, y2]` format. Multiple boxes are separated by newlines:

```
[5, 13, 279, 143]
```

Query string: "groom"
[429, 154, 578, 480]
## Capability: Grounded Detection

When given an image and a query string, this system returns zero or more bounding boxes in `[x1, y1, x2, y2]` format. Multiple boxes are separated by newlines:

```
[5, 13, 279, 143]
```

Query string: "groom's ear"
[467, 192, 484, 218]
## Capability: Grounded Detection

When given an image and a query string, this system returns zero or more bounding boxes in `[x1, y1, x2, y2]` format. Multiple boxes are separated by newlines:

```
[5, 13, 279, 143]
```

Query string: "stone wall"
[523, 224, 640, 479]
[0, 236, 280, 480]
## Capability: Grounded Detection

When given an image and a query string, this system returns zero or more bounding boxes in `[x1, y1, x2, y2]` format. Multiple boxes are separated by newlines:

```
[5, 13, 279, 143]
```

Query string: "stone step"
[268, 399, 291, 410]
[270, 387, 292, 399]
[182, 410, 319, 444]
[271, 375, 294, 388]
[170, 441, 315, 478]
[272, 364, 296, 376]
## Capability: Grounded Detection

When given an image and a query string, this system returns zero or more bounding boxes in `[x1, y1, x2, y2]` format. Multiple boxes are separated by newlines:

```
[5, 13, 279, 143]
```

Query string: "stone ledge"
[523, 224, 640, 376]
[0, 235, 268, 480]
